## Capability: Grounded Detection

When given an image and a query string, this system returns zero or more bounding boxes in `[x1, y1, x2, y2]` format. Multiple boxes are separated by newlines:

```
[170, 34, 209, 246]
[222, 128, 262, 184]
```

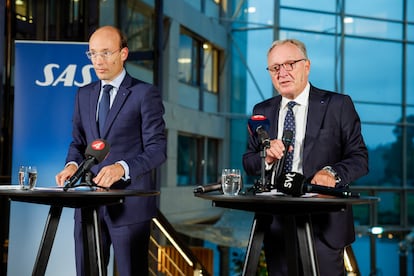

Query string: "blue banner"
[9, 41, 104, 275]
[13, 41, 94, 176]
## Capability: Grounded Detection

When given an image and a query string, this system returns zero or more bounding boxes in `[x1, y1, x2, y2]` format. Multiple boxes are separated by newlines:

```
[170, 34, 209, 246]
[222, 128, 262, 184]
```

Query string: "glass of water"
[18, 165, 27, 189]
[221, 168, 242, 196]
[27, 166, 38, 190]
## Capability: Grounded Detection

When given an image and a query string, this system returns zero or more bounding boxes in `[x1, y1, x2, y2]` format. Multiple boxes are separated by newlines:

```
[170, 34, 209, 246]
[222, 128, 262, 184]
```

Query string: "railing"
[149, 209, 212, 276]
[344, 245, 361, 275]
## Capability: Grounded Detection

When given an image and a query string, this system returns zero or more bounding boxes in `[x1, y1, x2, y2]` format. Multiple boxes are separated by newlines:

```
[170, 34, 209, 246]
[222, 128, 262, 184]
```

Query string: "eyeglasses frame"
[266, 58, 307, 75]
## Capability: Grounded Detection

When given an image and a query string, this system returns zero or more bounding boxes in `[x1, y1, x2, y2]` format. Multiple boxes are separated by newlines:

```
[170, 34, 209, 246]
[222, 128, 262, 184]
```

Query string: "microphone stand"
[250, 140, 270, 193]
[84, 171, 97, 188]
[83, 171, 109, 191]
[64, 171, 109, 191]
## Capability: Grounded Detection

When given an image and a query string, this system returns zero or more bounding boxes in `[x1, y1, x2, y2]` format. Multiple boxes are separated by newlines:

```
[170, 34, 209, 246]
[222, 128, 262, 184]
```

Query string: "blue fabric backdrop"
[8, 41, 113, 275]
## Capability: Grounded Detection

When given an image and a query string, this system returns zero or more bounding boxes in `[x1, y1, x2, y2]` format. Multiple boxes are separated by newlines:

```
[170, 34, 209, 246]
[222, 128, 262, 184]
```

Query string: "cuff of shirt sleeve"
[116, 161, 130, 181]
[265, 162, 274, 171]
[65, 161, 78, 169]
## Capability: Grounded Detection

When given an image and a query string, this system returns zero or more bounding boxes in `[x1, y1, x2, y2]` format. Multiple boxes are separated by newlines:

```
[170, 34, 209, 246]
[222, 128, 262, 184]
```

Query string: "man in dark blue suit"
[56, 26, 166, 275]
[243, 39, 368, 275]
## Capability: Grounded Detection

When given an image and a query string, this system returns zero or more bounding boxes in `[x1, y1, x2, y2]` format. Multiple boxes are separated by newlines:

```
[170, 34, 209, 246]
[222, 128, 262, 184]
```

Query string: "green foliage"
[232, 248, 268, 276]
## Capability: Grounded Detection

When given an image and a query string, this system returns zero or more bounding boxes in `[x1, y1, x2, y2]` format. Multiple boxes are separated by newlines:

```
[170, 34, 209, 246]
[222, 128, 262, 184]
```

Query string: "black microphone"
[193, 183, 222, 193]
[272, 130, 294, 182]
[64, 139, 110, 191]
[248, 115, 271, 147]
[276, 172, 360, 198]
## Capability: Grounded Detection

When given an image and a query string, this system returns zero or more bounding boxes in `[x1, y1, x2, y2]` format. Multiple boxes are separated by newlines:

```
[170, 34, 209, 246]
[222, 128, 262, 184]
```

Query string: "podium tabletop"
[195, 192, 379, 215]
[0, 185, 159, 208]
[196, 192, 380, 276]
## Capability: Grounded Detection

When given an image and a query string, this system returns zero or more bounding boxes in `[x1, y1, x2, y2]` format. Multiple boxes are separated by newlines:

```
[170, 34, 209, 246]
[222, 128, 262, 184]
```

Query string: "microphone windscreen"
[276, 172, 306, 196]
[248, 115, 270, 136]
[282, 130, 294, 145]
[85, 139, 110, 163]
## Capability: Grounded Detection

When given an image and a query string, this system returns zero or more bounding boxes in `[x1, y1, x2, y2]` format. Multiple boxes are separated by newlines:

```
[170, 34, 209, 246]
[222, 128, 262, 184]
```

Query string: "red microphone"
[85, 139, 110, 163]
[64, 139, 110, 190]
[248, 115, 270, 147]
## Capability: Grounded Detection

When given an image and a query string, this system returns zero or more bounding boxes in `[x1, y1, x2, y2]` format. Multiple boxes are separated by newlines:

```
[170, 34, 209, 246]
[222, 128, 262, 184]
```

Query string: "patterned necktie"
[98, 84, 113, 136]
[283, 101, 297, 172]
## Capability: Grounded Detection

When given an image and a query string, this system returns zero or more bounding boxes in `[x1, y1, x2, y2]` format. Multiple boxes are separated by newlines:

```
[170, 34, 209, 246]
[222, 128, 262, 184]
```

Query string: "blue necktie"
[283, 101, 297, 172]
[98, 84, 113, 136]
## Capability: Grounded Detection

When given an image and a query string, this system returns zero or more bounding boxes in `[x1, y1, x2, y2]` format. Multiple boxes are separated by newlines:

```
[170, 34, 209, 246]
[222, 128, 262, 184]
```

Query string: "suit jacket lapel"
[100, 74, 132, 137]
[270, 97, 281, 139]
[89, 82, 101, 138]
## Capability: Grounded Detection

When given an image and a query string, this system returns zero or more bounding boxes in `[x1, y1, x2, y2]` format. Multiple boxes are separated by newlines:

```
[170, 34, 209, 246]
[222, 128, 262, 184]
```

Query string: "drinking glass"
[221, 168, 242, 196]
[18, 165, 27, 189]
[27, 166, 38, 190]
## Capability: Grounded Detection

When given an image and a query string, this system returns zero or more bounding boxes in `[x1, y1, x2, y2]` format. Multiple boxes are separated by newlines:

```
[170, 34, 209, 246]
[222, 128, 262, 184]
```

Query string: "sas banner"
[9, 41, 101, 275]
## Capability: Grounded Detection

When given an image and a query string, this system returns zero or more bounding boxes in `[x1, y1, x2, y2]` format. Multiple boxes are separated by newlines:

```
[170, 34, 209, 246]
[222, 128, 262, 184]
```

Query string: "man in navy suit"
[56, 26, 166, 275]
[243, 39, 368, 275]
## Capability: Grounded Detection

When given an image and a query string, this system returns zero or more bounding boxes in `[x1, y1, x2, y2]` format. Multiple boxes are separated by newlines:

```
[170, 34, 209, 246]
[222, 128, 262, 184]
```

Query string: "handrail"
[150, 209, 211, 276]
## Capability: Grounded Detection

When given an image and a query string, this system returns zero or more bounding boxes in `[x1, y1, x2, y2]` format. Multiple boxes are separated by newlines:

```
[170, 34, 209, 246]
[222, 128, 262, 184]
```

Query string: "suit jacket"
[243, 84, 368, 248]
[66, 72, 167, 226]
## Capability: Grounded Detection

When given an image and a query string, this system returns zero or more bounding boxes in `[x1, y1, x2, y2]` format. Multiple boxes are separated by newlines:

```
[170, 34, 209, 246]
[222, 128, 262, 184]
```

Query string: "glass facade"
[236, 0, 414, 225]
[233, 0, 414, 274]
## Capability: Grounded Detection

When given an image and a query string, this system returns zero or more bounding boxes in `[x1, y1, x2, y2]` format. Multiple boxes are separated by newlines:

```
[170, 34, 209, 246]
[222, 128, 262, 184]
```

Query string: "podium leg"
[282, 216, 300, 276]
[81, 207, 106, 276]
[296, 215, 319, 276]
[242, 214, 270, 276]
[32, 206, 63, 276]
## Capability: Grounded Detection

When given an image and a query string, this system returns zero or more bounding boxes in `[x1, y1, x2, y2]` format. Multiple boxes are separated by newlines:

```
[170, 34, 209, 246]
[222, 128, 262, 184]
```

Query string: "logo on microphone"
[283, 172, 295, 188]
[91, 139, 106, 150]
[251, 114, 267, 121]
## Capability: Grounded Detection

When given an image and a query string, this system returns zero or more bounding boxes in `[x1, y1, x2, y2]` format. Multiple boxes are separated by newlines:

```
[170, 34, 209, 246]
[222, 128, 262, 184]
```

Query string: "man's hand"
[310, 170, 336, 187]
[55, 164, 78, 186]
[265, 139, 292, 164]
[93, 163, 125, 188]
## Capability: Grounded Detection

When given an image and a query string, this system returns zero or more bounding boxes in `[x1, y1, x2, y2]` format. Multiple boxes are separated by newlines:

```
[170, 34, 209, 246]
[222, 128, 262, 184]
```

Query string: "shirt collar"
[101, 68, 126, 90]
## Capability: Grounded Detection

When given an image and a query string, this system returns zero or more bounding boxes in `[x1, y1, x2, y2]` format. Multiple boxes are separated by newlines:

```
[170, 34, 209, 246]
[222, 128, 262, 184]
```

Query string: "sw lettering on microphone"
[276, 172, 360, 198]
[282, 172, 295, 189]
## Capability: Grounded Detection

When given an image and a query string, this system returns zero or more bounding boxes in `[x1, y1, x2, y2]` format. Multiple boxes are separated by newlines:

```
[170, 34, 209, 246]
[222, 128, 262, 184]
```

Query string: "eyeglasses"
[85, 49, 121, 60]
[266, 59, 307, 75]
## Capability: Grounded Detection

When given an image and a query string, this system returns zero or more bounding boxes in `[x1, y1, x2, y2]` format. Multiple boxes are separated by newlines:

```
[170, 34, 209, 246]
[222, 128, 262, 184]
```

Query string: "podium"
[0, 186, 159, 276]
[196, 192, 378, 276]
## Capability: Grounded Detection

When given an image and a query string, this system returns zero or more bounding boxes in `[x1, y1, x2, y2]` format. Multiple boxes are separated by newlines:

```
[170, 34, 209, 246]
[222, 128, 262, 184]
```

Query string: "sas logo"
[35, 64, 95, 87]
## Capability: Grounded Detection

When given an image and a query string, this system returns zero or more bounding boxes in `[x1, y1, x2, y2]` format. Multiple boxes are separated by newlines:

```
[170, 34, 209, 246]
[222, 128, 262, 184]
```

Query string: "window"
[177, 134, 219, 186]
[119, 0, 154, 69]
[178, 33, 199, 86]
[178, 29, 219, 93]
[14, 0, 96, 41]
[202, 43, 219, 93]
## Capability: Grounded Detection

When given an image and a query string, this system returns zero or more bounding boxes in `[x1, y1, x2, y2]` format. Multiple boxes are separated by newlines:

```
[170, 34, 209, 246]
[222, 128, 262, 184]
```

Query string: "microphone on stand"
[276, 172, 360, 198]
[247, 115, 272, 193]
[248, 115, 271, 148]
[271, 130, 294, 188]
[64, 139, 110, 191]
